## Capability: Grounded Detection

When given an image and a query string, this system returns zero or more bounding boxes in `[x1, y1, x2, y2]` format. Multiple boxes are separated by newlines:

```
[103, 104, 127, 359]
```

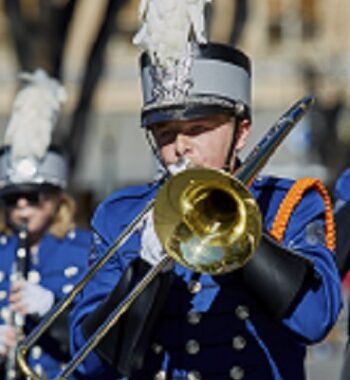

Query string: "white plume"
[133, 0, 211, 68]
[4, 69, 66, 161]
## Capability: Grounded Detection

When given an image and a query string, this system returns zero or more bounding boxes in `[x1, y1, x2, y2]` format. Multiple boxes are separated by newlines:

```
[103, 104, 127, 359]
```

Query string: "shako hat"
[134, 0, 252, 129]
[0, 69, 67, 197]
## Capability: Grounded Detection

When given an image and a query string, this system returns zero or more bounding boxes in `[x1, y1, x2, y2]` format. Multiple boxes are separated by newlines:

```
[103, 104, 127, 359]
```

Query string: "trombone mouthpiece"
[168, 157, 192, 175]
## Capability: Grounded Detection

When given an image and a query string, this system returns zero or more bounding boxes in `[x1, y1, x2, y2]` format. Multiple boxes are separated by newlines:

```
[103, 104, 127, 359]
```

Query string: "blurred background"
[0, 1, 349, 378]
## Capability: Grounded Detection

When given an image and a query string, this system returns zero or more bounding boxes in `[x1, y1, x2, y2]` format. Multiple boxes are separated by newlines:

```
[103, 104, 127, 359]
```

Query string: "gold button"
[17, 248, 26, 258]
[152, 343, 163, 355]
[232, 335, 247, 351]
[187, 310, 202, 325]
[62, 284, 74, 294]
[0, 236, 7, 245]
[34, 364, 43, 377]
[64, 266, 79, 278]
[68, 230, 76, 240]
[60, 363, 67, 370]
[230, 366, 245, 380]
[188, 280, 202, 294]
[154, 370, 166, 380]
[187, 370, 202, 380]
[31, 346, 42, 360]
[186, 340, 200, 355]
[0, 290, 7, 301]
[235, 305, 250, 320]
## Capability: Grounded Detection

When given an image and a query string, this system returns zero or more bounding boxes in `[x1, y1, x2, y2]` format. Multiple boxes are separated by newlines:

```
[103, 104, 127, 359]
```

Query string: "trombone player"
[70, 1, 342, 379]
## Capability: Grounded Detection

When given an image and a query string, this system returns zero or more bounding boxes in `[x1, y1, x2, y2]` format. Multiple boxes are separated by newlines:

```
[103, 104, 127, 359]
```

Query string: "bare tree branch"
[66, 0, 129, 177]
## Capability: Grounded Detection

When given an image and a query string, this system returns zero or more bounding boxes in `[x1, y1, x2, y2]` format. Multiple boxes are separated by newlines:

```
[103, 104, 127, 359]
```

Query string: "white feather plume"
[4, 69, 66, 161]
[133, 0, 211, 68]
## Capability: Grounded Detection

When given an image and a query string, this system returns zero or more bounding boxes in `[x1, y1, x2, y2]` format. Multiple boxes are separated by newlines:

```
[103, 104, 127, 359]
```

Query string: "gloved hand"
[140, 157, 191, 269]
[0, 325, 16, 357]
[9, 281, 55, 318]
[140, 210, 166, 266]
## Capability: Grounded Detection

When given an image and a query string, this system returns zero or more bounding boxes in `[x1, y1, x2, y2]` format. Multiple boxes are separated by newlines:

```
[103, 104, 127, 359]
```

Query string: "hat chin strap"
[223, 117, 241, 173]
[145, 130, 171, 179]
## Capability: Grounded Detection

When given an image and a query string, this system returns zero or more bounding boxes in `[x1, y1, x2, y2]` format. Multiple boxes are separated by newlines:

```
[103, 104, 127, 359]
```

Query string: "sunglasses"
[1, 191, 45, 208]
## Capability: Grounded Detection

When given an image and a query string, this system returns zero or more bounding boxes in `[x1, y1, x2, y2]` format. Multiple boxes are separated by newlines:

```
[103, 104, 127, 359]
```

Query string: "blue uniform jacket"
[70, 176, 342, 380]
[0, 227, 91, 380]
[334, 167, 350, 323]
[335, 168, 350, 207]
[334, 168, 350, 277]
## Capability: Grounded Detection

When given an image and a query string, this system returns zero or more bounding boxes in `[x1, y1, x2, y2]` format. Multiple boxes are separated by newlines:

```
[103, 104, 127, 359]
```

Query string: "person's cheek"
[161, 145, 175, 165]
[198, 137, 215, 167]
[28, 213, 41, 231]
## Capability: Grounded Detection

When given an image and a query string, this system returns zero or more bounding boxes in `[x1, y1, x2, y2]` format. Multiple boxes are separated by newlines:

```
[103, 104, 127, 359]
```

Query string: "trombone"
[17, 95, 315, 380]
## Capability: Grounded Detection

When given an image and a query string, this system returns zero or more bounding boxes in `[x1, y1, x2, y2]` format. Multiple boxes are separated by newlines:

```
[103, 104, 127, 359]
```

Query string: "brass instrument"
[6, 223, 28, 380]
[17, 95, 315, 380]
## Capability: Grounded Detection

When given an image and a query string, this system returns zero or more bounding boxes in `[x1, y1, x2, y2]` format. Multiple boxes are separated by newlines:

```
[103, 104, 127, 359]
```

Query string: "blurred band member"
[334, 168, 350, 380]
[0, 70, 91, 379]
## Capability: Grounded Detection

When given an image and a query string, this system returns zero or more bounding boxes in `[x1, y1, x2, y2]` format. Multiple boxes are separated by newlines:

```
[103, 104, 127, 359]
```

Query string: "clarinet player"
[0, 70, 91, 379]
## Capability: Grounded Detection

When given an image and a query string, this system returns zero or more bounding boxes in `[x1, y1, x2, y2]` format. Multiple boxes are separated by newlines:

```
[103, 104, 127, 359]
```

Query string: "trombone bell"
[154, 168, 262, 275]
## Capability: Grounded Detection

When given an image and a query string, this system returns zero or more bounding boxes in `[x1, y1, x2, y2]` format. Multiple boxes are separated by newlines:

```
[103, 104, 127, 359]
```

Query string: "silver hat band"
[141, 58, 251, 109]
[0, 149, 67, 190]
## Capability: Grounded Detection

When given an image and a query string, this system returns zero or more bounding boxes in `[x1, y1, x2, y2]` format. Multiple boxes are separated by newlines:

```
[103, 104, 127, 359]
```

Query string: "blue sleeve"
[335, 167, 350, 205]
[69, 230, 116, 379]
[69, 185, 156, 379]
[280, 189, 342, 343]
[70, 222, 140, 378]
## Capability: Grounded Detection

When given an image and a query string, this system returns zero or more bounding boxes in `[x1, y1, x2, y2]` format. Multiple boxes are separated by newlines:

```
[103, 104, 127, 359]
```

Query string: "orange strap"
[270, 177, 335, 251]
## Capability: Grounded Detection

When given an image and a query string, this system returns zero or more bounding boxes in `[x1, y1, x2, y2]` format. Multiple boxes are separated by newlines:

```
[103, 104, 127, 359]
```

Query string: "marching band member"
[70, 1, 342, 379]
[0, 70, 91, 379]
[333, 168, 350, 380]
[334, 167, 350, 277]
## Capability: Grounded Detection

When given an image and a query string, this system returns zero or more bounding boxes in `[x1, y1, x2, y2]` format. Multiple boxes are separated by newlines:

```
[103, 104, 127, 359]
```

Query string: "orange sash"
[270, 177, 335, 251]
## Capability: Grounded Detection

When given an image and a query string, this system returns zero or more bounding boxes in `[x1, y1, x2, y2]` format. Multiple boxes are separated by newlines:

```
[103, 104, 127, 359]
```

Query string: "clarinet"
[5, 223, 29, 380]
